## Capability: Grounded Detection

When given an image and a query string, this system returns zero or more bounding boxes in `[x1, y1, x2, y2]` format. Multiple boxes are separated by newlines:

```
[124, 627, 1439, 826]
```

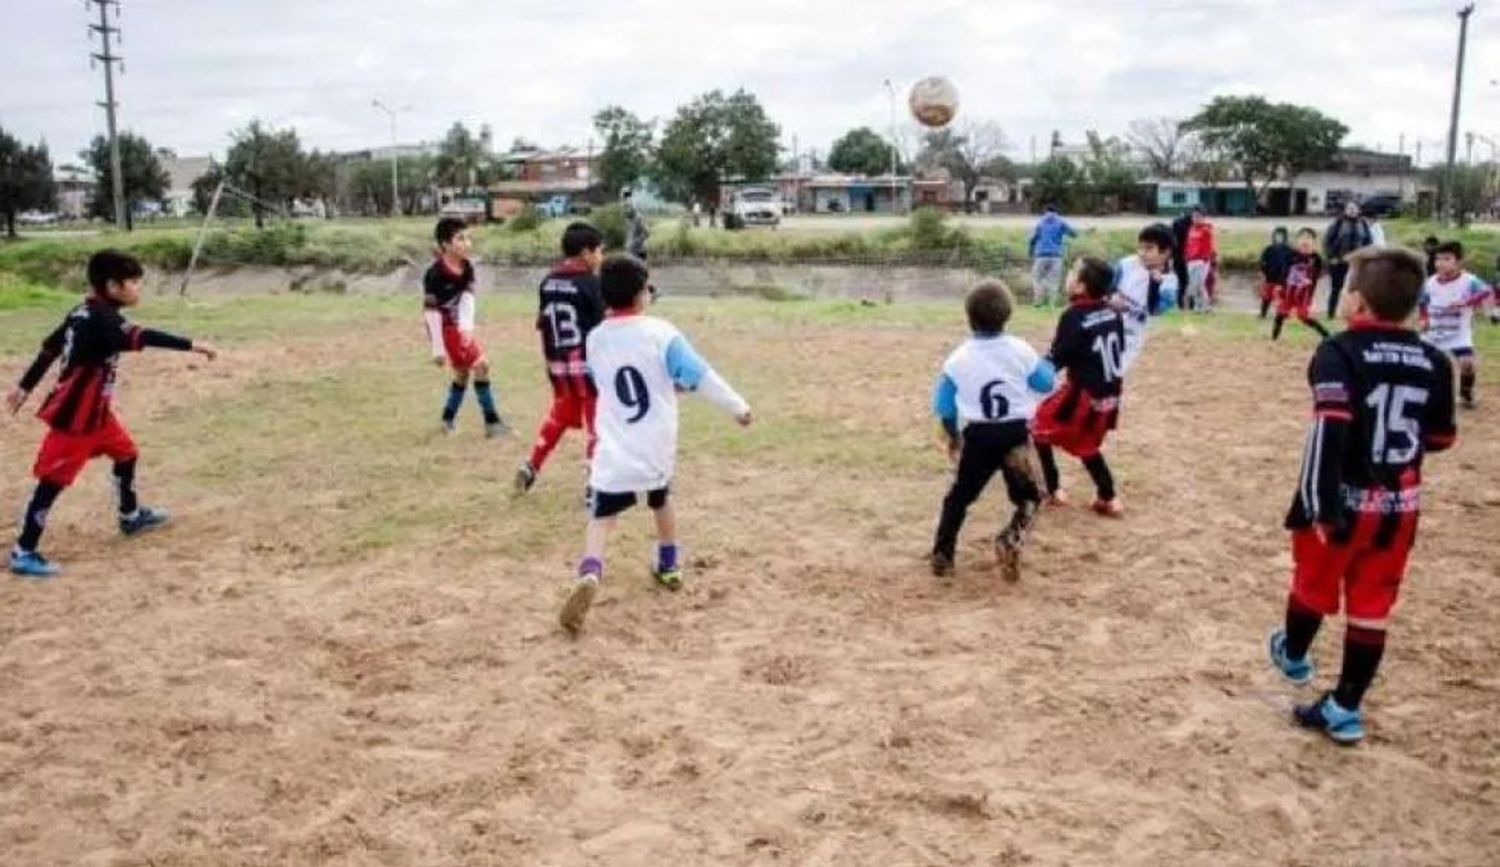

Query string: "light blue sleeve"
[1154, 275, 1179, 314]
[1027, 358, 1057, 393]
[1063, 221, 1077, 238]
[665, 334, 710, 390]
[931, 373, 958, 421]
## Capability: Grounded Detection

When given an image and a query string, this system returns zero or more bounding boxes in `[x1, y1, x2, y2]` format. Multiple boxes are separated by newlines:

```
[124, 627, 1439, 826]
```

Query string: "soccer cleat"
[653, 567, 684, 591]
[559, 574, 599, 636]
[441, 418, 458, 435]
[485, 418, 514, 439]
[120, 506, 170, 537]
[9, 550, 60, 579]
[929, 551, 955, 579]
[1293, 692, 1365, 745]
[1267, 629, 1315, 685]
[1460, 394, 1477, 411]
[514, 461, 537, 494]
[1044, 491, 1071, 508]
[1091, 498, 1125, 518]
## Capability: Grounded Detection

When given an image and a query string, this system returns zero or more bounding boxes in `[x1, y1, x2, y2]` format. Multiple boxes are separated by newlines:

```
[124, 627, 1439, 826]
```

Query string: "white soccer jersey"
[587, 314, 749, 494]
[1421, 271, 1491, 353]
[1114, 254, 1176, 372]
[941, 335, 1043, 425]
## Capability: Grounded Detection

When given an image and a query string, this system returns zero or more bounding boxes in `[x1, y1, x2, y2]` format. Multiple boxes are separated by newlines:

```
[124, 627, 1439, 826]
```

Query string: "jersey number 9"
[615, 365, 651, 423]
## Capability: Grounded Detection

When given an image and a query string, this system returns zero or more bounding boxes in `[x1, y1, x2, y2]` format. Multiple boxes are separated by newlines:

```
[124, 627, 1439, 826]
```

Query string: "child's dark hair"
[87, 249, 145, 293]
[965, 281, 1013, 333]
[561, 221, 603, 257]
[1296, 227, 1317, 239]
[1435, 240, 1464, 260]
[1137, 223, 1174, 251]
[1271, 226, 1288, 242]
[1423, 235, 1440, 250]
[1075, 256, 1113, 300]
[600, 254, 650, 310]
[1347, 248, 1426, 322]
[434, 217, 468, 247]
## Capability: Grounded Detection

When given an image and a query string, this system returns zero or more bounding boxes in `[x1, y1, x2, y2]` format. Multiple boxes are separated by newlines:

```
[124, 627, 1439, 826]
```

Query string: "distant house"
[157, 153, 212, 218]
[1139, 148, 1435, 217]
[53, 164, 95, 219]
[488, 147, 604, 218]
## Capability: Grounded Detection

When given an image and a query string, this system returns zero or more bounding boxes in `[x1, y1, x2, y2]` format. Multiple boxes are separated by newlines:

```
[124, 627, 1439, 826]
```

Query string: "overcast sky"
[2, 0, 1497, 167]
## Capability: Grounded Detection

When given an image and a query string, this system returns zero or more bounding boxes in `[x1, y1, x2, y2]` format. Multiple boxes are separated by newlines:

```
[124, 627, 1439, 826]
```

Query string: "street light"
[372, 98, 411, 217]
[883, 79, 900, 214]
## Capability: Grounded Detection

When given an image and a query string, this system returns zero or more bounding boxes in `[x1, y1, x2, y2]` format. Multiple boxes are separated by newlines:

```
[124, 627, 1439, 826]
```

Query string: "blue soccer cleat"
[1293, 692, 1365, 745]
[1268, 629, 1315, 685]
[9, 549, 60, 580]
[120, 506, 170, 537]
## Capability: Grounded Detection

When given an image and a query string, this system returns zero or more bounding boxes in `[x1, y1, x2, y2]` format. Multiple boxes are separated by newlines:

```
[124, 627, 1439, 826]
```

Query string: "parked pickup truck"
[724, 187, 782, 230]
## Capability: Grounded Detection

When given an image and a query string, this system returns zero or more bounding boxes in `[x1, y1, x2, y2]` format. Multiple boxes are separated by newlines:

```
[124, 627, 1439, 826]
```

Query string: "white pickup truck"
[726, 187, 782, 229]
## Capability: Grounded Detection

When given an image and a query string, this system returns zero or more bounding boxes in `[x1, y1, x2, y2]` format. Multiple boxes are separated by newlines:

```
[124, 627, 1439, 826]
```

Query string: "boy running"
[930, 282, 1053, 581]
[6, 250, 217, 578]
[559, 255, 752, 635]
[1419, 241, 1492, 409]
[1113, 223, 1179, 374]
[516, 222, 606, 493]
[1257, 227, 1293, 320]
[1271, 229, 1331, 341]
[1033, 258, 1127, 517]
[423, 217, 509, 437]
[1267, 248, 1457, 745]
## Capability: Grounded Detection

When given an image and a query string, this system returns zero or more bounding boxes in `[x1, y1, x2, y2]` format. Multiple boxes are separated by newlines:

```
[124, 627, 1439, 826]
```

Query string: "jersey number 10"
[1093, 332, 1123, 384]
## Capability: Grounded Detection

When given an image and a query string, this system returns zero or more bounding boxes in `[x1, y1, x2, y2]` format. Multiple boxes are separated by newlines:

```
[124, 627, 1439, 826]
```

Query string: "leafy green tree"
[828, 127, 901, 176]
[1030, 156, 1085, 212]
[1432, 163, 1492, 227]
[653, 89, 780, 207]
[1081, 131, 1142, 211]
[348, 154, 435, 216]
[593, 106, 654, 197]
[435, 122, 493, 188]
[220, 121, 340, 226]
[1181, 96, 1347, 209]
[0, 128, 55, 237]
[83, 131, 169, 227]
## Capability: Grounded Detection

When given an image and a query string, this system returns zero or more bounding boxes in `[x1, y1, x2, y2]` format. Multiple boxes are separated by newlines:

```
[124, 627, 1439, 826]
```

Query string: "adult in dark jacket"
[1322, 202, 1372, 318]
[1170, 208, 1196, 310]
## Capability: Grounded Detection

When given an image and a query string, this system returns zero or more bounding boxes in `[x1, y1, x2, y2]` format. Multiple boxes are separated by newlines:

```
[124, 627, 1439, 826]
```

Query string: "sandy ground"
[1, 300, 1497, 866]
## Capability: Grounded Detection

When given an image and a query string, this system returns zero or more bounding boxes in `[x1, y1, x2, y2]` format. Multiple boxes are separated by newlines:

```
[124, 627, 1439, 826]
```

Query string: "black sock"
[113, 459, 138, 516]
[1333, 625, 1386, 710]
[473, 379, 501, 424]
[1036, 444, 1060, 495]
[1259, 298, 1271, 319]
[442, 382, 466, 422]
[1301, 316, 1330, 338]
[1283, 596, 1323, 659]
[1272, 315, 1285, 340]
[1082, 454, 1115, 501]
[1460, 369, 1475, 402]
[16, 480, 64, 553]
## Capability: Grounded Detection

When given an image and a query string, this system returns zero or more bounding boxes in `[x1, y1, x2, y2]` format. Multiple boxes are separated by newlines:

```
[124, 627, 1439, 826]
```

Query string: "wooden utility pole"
[1441, 4, 1475, 222]
[88, 0, 127, 229]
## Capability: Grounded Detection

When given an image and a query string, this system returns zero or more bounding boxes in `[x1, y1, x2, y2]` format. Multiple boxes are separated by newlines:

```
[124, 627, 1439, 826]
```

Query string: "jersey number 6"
[615, 365, 651, 423]
[980, 380, 1011, 420]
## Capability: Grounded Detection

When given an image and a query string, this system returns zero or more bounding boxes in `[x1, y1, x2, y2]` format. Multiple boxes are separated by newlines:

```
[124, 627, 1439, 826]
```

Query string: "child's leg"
[997, 446, 1042, 549]
[1035, 443, 1061, 496]
[1458, 354, 1476, 404]
[932, 432, 1002, 561]
[113, 459, 138, 516]
[15, 480, 64, 554]
[1332, 624, 1386, 710]
[1298, 314, 1330, 339]
[649, 490, 678, 579]
[1081, 453, 1116, 502]
[580, 516, 615, 577]
[527, 396, 572, 473]
[1272, 314, 1286, 340]
[443, 369, 470, 425]
[1282, 594, 1324, 660]
[470, 359, 503, 425]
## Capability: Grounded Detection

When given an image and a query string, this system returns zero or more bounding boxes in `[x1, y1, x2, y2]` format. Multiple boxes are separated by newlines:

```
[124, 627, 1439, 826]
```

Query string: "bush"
[507, 207, 545, 233]
[591, 204, 628, 250]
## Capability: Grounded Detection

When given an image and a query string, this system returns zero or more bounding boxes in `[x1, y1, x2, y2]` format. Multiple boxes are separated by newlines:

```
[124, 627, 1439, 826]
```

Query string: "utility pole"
[883, 79, 899, 214]
[1441, 4, 1475, 223]
[372, 99, 408, 217]
[88, 0, 127, 230]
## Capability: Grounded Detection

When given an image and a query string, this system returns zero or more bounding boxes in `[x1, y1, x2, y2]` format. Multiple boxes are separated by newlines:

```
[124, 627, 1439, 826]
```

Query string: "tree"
[0, 128, 55, 237]
[83, 131, 169, 227]
[1181, 96, 1347, 209]
[828, 127, 900, 176]
[1081, 131, 1142, 212]
[916, 120, 1010, 212]
[347, 154, 435, 216]
[1030, 156, 1085, 212]
[593, 106, 654, 197]
[653, 89, 780, 207]
[1127, 117, 1188, 178]
[1433, 163, 1491, 227]
[220, 121, 336, 227]
[434, 122, 493, 188]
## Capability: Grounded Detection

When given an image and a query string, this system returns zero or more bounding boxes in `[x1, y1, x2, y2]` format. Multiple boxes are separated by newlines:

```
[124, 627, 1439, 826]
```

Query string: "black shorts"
[588, 486, 669, 519]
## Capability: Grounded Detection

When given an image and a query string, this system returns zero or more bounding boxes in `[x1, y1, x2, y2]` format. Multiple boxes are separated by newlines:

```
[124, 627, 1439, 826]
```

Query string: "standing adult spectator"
[1322, 201, 1373, 318]
[623, 187, 650, 261]
[1027, 204, 1077, 306]
[1170, 206, 1198, 310]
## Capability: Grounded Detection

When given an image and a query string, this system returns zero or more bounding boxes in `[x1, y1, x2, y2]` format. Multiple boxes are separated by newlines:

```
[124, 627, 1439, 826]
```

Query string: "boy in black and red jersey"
[1270, 228, 1331, 342]
[1032, 257, 1128, 517]
[5, 250, 217, 579]
[515, 222, 606, 493]
[1267, 247, 1457, 745]
[423, 217, 509, 437]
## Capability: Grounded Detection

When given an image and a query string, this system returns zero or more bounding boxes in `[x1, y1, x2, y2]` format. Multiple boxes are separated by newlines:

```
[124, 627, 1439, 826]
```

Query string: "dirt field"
[1, 291, 1497, 866]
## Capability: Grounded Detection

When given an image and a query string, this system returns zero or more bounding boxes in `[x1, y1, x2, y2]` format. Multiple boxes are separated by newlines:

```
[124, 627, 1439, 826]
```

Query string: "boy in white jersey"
[1112, 223, 1179, 374]
[1420, 241, 1493, 408]
[559, 255, 752, 635]
[930, 282, 1055, 582]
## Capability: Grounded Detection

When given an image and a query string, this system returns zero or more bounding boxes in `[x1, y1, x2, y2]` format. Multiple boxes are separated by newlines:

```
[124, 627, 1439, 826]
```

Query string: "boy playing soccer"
[1270, 229, 1331, 341]
[423, 217, 509, 437]
[1112, 223, 1179, 374]
[1419, 241, 1492, 409]
[1032, 258, 1127, 518]
[515, 222, 606, 493]
[1257, 227, 1293, 320]
[6, 250, 217, 578]
[1267, 248, 1457, 745]
[559, 255, 752, 635]
[929, 282, 1054, 581]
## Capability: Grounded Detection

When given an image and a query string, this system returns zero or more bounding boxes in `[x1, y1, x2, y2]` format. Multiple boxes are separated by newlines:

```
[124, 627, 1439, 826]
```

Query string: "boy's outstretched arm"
[121, 323, 216, 359]
[665, 334, 751, 425]
[8, 324, 67, 413]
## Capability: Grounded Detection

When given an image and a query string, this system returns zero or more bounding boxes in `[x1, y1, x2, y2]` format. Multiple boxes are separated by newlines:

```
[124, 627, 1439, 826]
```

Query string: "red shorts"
[547, 390, 596, 434]
[1031, 384, 1117, 459]
[1276, 285, 1314, 319]
[442, 325, 485, 371]
[33, 413, 138, 487]
[1259, 281, 1281, 303]
[1290, 513, 1417, 626]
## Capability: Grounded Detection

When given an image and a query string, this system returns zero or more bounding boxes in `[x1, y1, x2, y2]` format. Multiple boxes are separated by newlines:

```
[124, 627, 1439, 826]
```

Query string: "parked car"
[724, 187, 781, 230]
[17, 210, 59, 225]
[1359, 194, 1403, 218]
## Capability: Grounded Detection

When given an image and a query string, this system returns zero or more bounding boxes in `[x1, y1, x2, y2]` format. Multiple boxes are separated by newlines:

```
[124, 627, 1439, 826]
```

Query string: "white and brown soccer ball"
[908, 76, 960, 128]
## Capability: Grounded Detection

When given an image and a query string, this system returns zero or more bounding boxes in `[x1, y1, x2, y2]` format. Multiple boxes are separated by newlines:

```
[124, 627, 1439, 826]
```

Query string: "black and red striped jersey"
[536, 259, 604, 396]
[1047, 298, 1125, 399]
[422, 257, 475, 327]
[1286, 318, 1456, 535]
[18, 297, 193, 434]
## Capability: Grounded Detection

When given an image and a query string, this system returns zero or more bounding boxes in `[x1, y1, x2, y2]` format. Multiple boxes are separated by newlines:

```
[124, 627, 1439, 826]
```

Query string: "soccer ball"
[908, 77, 960, 128]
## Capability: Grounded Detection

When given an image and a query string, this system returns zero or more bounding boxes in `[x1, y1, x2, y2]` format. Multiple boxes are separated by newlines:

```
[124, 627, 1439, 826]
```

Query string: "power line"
[88, 0, 126, 229]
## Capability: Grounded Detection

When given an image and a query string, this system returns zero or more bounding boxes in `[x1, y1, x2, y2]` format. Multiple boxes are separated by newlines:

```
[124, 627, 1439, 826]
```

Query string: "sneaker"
[120, 506, 170, 537]
[929, 551, 954, 579]
[485, 418, 514, 439]
[441, 418, 457, 435]
[1267, 629, 1315, 685]
[994, 537, 1021, 583]
[9, 550, 60, 580]
[1091, 498, 1125, 518]
[559, 574, 599, 636]
[1460, 394, 1477, 411]
[1044, 491, 1071, 508]
[514, 461, 537, 494]
[653, 567, 684, 591]
[1293, 691, 1365, 745]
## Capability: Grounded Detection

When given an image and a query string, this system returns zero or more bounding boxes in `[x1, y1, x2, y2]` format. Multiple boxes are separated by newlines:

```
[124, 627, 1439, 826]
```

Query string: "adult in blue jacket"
[1028, 205, 1077, 307]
